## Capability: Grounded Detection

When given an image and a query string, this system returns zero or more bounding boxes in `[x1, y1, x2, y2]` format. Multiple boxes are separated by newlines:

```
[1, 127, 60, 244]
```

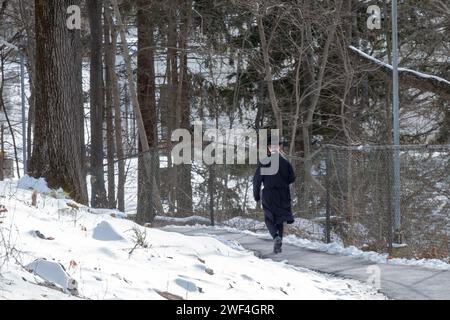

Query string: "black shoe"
[273, 236, 282, 254]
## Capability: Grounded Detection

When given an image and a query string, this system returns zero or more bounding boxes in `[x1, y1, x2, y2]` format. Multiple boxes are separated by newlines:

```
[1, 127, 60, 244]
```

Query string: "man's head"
[267, 135, 283, 154]
[268, 144, 281, 154]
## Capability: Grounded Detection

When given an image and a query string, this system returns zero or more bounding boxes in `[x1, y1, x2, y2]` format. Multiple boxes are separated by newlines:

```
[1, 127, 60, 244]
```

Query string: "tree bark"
[177, 0, 193, 214]
[137, 0, 159, 223]
[165, 2, 179, 212]
[104, 4, 116, 209]
[31, 0, 88, 204]
[88, 0, 107, 208]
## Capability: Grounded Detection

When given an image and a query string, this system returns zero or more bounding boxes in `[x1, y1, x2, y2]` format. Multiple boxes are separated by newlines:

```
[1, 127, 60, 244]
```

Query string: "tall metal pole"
[391, 0, 402, 243]
[325, 146, 331, 244]
[20, 52, 27, 176]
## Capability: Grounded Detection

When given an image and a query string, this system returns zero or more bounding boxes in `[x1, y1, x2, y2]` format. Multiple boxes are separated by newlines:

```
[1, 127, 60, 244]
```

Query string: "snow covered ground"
[0, 178, 386, 300]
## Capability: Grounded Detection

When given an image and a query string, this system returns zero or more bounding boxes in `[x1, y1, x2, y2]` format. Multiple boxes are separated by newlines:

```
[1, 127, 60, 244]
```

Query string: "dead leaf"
[155, 290, 184, 300]
[31, 192, 38, 207]
[197, 257, 206, 264]
[69, 260, 78, 270]
[66, 202, 79, 210]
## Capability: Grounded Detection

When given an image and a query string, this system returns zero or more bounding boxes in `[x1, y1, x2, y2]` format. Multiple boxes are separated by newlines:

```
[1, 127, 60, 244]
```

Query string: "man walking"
[253, 136, 296, 254]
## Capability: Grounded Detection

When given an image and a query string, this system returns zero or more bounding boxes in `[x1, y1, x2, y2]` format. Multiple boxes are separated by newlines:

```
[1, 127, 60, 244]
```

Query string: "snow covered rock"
[92, 221, 126, 241]
[25, 259, 78, 294]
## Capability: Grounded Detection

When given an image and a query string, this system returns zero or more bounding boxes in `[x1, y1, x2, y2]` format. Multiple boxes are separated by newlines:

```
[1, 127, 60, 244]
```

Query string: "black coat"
[253, 152, 296, 225]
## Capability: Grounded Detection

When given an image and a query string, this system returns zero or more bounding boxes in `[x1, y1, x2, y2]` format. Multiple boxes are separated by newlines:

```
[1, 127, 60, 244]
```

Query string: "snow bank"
[223, 217, 266, 231]
[283, 236, 450, 271]
[17, 175, 51, 193]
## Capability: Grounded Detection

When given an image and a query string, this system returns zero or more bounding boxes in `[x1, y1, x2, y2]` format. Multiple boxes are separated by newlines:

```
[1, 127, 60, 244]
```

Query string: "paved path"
[162, 226, 450, 300]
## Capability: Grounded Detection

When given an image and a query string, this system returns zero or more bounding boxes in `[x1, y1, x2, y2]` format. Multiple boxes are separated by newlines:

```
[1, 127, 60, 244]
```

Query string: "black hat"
[267, 135, 284, 146]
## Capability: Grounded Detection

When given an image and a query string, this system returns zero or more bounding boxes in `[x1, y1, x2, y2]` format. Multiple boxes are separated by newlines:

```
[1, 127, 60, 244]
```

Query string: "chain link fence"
[289, 145, 450, 259]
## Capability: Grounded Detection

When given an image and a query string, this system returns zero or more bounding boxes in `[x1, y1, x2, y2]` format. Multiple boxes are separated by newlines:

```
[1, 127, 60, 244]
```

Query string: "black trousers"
[265, 217, 284, 239]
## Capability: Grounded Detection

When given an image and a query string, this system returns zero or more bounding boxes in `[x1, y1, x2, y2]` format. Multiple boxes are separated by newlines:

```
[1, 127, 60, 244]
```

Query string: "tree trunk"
[166, 2, 178, 212]
[88, 0, 107, 208]
[31, 0, 88, 204]
[137, 0, 158, 223]
[0, 124, 4, 181]
[177, 0, 193, 214]
[104, 4, 116, 209]
[105, 5, 125, 212]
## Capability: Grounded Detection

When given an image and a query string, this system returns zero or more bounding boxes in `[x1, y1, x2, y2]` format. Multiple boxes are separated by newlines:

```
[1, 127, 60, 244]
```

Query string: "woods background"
[0, 0, 449, 257]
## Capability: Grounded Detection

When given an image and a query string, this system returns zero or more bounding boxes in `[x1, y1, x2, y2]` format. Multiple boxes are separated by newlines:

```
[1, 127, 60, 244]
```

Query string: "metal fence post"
[392, 0, 402, 244]
[325, 146, 331, 244]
